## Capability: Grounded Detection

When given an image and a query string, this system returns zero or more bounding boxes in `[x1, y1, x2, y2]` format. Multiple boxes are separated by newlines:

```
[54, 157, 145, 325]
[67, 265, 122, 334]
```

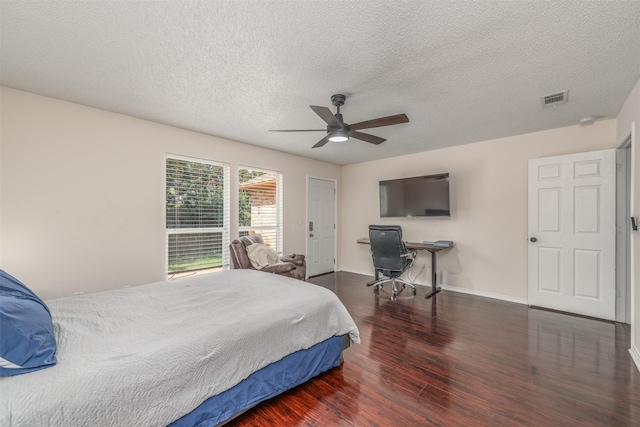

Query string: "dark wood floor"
[229, 271, 640, 426]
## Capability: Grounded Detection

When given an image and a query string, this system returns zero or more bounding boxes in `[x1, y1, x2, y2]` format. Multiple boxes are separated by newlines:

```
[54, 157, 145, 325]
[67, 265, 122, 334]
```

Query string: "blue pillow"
[0, 269, 57, 376]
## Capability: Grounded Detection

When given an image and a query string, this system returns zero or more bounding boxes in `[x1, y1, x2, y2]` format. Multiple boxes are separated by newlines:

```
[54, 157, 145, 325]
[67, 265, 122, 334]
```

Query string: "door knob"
[530, 237, 537, 242]
[309, 233, 314, 237]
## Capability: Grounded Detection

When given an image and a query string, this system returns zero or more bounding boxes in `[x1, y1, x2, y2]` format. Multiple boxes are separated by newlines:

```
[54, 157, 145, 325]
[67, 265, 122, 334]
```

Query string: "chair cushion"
[0, 270, 57, 376]
[246, 243, 280, 269]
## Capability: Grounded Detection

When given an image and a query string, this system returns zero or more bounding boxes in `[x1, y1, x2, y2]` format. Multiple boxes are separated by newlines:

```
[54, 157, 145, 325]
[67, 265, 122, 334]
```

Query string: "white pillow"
[246, 243, 280, 269]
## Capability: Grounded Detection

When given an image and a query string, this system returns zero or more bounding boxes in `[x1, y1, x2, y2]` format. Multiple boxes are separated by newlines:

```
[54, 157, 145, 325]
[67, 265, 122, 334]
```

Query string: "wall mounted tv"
[379, 173, 450, 217]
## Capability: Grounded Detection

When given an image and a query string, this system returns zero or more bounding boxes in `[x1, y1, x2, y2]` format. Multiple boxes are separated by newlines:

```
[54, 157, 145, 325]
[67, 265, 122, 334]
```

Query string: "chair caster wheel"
[412, 288, 417, 295]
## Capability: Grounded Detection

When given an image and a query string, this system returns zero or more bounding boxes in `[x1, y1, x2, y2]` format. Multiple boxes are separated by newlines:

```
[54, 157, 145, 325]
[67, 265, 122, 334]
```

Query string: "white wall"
[340, 120, 616, 301]
[1, 83, 632, 308]
[616, 77, 640, 367]
[0, 87, 340, 299]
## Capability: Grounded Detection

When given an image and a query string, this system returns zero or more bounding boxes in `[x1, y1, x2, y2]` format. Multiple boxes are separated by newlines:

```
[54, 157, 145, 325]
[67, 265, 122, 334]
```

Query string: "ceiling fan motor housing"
[327, 111, 348, 142]
[331, 94, 346, 107]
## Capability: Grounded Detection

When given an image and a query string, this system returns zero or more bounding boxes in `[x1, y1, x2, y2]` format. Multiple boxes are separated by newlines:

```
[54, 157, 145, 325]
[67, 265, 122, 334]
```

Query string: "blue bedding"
[169, 335, 344, 427]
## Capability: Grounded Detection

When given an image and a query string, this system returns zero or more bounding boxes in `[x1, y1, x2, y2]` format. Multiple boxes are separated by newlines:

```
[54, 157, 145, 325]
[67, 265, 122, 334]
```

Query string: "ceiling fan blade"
[269, 129, 326, 132]
[349, 113, 409, 131]
[310, 106, 341, 127]
[312, 134, 331, 148]
[349, 130, 386, 145]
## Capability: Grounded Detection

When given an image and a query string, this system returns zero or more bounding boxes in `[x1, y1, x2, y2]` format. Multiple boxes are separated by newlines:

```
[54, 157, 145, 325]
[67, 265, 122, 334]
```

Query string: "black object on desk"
[357, 238, 454, 299]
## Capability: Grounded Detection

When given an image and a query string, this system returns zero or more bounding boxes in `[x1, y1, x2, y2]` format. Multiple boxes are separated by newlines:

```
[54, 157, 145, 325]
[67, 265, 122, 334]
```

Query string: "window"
[166, 155, 229, 278]
[238, 167, 283, 253]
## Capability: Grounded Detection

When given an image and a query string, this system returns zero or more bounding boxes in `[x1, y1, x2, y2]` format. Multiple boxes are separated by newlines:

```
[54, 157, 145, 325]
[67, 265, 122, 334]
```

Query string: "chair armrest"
[401, 249, 418, 258]
[280, 254, 305, 267]
[262, 262, 297, 274]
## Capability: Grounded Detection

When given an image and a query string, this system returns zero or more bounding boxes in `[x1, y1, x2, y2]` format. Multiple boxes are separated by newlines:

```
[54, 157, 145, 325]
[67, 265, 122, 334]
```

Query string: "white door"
[528, 149, 616, 320]
[307, 177, 336, 277]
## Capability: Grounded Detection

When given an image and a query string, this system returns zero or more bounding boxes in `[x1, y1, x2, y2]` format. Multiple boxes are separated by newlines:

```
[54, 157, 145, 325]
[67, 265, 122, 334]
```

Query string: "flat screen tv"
[379, 173, 450, 217]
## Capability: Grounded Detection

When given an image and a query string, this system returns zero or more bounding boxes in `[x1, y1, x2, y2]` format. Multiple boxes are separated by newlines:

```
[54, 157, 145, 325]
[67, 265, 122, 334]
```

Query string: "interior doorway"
[306, 177, 336, 277]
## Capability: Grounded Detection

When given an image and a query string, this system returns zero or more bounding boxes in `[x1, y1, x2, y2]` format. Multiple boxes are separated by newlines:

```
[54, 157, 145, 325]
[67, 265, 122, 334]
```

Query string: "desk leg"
[424, 250, 442, 299]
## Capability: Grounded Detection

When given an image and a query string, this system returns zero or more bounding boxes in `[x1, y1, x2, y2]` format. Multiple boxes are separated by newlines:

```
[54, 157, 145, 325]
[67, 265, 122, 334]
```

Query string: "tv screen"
[379, 173, 450, 217]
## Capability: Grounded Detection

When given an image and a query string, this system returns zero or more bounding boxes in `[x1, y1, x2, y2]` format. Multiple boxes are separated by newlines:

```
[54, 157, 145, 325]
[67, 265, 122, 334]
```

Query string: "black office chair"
[367, 225, 417, 298]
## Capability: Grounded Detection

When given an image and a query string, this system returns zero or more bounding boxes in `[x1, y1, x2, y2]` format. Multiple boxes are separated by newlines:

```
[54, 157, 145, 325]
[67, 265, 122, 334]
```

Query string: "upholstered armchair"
[229, 234, 306, 280]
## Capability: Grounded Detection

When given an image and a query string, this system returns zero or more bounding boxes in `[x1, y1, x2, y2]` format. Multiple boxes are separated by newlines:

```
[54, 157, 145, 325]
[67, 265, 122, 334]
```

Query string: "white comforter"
[0, 270, 360, 426]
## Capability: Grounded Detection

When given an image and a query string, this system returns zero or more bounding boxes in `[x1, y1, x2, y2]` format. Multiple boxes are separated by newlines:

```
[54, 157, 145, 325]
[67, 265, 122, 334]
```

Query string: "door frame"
[616, 129, 633, 323]
[305, 175, 338, 278]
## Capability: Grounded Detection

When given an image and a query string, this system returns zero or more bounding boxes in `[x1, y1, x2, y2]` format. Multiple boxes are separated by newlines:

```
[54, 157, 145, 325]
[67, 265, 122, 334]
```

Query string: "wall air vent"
[542, 90, 569, 107]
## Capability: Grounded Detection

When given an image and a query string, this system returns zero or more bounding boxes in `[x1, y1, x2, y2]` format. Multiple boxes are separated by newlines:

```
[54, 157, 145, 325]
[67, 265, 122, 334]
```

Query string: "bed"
[0, 269, 360, 426]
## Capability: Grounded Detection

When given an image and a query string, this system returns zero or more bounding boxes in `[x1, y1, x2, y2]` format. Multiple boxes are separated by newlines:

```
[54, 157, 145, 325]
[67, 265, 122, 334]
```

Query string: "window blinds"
[166, 156, 229, 276]
[238, 167, 283, 253]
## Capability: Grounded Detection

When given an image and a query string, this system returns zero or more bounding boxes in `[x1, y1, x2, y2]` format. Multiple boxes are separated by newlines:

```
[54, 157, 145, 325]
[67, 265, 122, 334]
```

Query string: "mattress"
[0, 270, 360, 426]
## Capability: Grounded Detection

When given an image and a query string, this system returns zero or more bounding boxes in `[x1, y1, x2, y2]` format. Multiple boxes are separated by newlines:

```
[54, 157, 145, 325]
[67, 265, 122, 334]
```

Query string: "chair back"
[239, 234, 264, 247]
[229, 234, 265, 269]
[368, 225, 408, 272]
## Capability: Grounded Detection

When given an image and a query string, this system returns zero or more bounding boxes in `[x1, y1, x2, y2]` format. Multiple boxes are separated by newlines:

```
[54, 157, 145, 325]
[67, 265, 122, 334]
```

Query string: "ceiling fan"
[270, 94, 409, 148]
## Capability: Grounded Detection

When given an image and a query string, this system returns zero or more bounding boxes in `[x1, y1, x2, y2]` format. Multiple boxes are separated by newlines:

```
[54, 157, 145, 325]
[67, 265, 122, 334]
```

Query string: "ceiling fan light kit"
[328, 129, 349, 142]
[270, 94, 409, 148]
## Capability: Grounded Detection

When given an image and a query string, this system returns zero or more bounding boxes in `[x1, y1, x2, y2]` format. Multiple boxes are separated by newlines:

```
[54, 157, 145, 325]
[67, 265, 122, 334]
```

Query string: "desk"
[357, 238, 453, 299]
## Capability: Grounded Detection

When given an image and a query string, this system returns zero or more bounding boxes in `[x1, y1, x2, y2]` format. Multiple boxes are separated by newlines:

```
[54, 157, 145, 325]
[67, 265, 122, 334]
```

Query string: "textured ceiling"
[1, 1, 639, 165]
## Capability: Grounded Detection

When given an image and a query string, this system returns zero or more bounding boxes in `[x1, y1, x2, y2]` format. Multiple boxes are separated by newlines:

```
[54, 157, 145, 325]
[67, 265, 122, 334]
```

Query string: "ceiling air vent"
[542, 90, 568, 107]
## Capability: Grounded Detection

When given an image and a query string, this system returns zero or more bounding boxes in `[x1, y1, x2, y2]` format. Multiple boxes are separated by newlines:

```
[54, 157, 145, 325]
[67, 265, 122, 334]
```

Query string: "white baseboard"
[439, 284, 528, 305]
[340, 267, 375, 277]
[338, 268, 528, 305]
[630, 345, 640, 373]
